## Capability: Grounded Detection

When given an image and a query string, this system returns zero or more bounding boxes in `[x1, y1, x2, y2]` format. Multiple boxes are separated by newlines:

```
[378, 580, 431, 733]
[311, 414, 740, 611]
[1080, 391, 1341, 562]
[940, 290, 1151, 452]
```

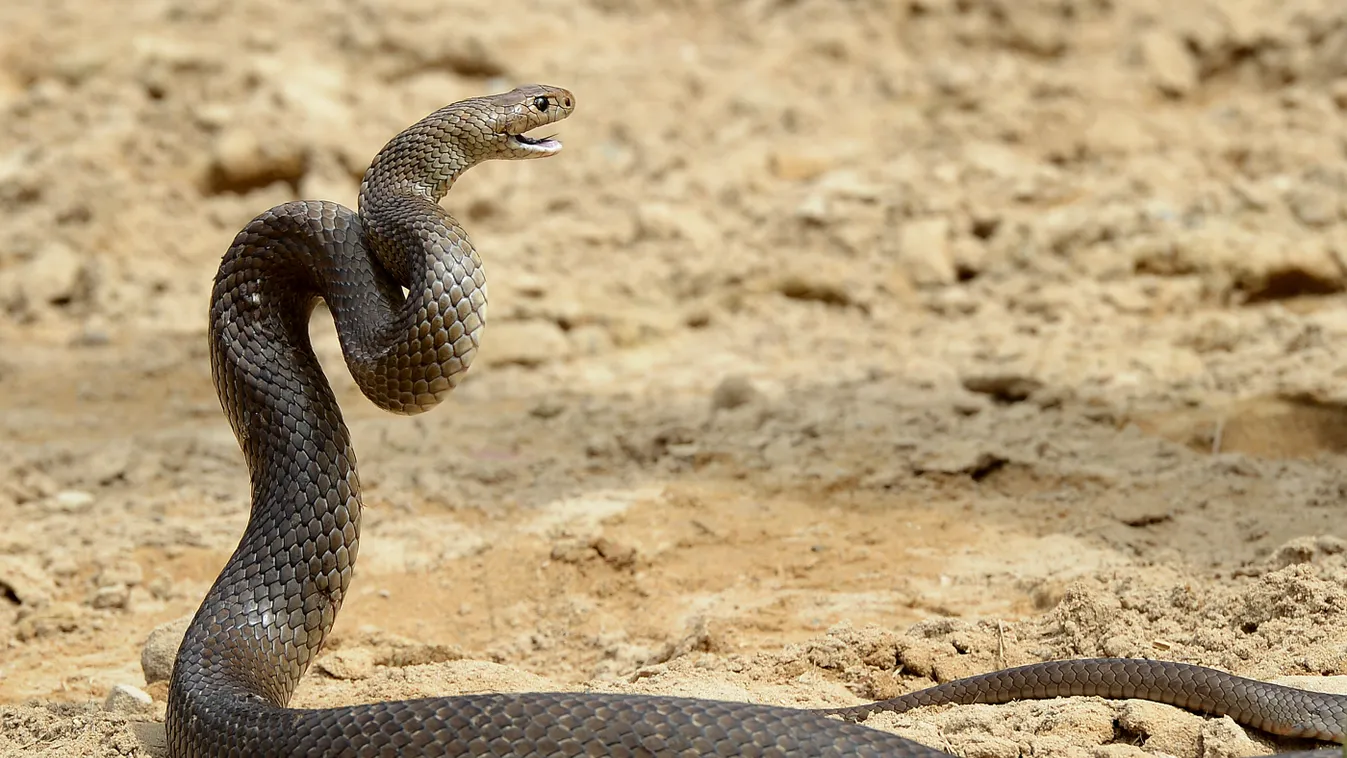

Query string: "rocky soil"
[4, 0, 1347, 756]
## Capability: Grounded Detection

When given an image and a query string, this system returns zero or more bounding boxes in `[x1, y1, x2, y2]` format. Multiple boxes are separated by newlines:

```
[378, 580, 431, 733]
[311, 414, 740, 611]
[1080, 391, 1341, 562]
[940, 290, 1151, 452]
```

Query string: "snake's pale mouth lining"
[509, 131, 561, 152]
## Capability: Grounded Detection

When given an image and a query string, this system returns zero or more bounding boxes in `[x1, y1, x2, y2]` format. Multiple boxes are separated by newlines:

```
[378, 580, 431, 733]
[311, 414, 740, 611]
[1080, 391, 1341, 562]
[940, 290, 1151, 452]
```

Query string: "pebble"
[53, 489, 95, 512]
[768, 149, 835, 182]
[1285, 185, 1341, 228]
[775, 273, 854, 307]
[529, 399, 566, 419]
[710, 375, 761, 412]
[314, 648, 375, 681]
[0, 242, 88, 313]
[0, 555, 56, 607]
[141, 616, 192, 685]
[103, 683, 154, 715]
[793, 192, 830, 225]
[480, 320, 571, 368]
[633, 201, 715, 246]
[898, 217, 956, 287]
[917, 442, 1007, 478]
[961, 373, 1044, 403]
[206, 127, 307, 194]
[1138, 30, 1198, 97]
[96, 560, 144, 589]
[90, 584, 131, 610]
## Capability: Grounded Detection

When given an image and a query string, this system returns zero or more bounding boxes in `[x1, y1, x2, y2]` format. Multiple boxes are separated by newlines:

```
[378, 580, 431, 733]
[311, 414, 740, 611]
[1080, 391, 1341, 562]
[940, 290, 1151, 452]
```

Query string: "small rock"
[72, 320, 111, 347]
[103, 683, 154, 715]
[0, 555, 56, 607]
[794, 191, 830, 225]
[53, 489, 95, 512]
[1111, 501, 1173, 528]
[916, 443, 1007, 478]
[775, 274, 853, 307]
[1138, 30, 1199, 97]
[550, 538, 595, 564]
[511, 273, 549, 299]
[1238, 236, 1344, 301]
[634, 202, 716, 246]
[481, 320, 571, 368]
[1102, 284, 1152, 314]
[0, 465, 54, 506]
[950, 735, 1020, 758]
[16, 601, 86, 640]
[315, 648, 376, 680]
[1266, 535, 1347, 569]
[90, 584, 131, 610]
[964, 142, 1028, 180]
[96, 560, 144, 589]
[45, 553, 80, 579]
[1002, 10, 1067, 58]
[896, 638, 948, 678]
[392, 33, 507, 79]
[592, 537, 638, 570]
[142, 616, 192, 684]
[683, 308, 712, 329]
[768, 149, 835, 182]
[206, 128, 307, 194]
[710, 375, 761, 412]
[529, 399, 566, 419]
[962, 373, 1044, 403]
[82, 446, 135, 487]
[585, 435, 615, 459]
[793, 170, 881, 226]
[949, 237, 988, 280]
[32, 242, 89, 307]
[1285, 185, 1341, 228]
[550, 537, 637, 570]
[0, 241, 90, 313]
[1195, 712, 1268, 758]
[897, 217, 956, 287]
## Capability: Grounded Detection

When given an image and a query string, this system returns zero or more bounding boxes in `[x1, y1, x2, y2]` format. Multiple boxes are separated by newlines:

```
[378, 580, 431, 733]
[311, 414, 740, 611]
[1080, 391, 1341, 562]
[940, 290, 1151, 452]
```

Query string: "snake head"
[478, 84, 575, 159]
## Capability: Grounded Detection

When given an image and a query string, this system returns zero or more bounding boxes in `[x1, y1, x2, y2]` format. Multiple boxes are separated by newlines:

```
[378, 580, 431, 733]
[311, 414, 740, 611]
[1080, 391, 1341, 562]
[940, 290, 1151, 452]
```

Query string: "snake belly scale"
[166, 84, 1345, 756]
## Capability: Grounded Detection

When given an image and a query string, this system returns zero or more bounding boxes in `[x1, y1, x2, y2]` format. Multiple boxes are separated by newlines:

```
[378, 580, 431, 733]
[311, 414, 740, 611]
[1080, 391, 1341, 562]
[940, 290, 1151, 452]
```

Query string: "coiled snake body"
[167, 85, 1344, 756]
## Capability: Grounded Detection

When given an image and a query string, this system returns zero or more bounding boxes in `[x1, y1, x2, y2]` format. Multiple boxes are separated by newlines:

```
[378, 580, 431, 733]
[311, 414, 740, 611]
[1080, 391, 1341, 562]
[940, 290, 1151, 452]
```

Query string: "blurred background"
[3, 1, 1347, 755]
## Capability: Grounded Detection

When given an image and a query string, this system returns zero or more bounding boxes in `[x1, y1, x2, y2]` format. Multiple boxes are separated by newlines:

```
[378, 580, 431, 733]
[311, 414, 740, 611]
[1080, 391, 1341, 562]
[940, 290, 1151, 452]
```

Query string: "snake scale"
[164, 84, 1345, 756]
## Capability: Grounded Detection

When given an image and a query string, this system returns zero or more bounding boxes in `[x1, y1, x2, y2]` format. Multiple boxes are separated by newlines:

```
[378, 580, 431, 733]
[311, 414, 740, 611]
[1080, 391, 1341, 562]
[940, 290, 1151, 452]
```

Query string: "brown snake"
[165, 84, 1345, 756]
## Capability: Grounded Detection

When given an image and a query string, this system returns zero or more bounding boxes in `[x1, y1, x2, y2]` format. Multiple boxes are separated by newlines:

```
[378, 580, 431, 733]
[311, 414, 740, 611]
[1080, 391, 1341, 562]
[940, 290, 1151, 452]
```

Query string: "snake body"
[165, 84, 1344, 757]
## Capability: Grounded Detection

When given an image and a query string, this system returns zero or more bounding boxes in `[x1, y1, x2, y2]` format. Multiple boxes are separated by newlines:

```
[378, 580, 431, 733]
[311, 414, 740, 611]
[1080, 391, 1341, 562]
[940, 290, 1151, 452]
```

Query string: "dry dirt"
[4, 1, 1347, 756]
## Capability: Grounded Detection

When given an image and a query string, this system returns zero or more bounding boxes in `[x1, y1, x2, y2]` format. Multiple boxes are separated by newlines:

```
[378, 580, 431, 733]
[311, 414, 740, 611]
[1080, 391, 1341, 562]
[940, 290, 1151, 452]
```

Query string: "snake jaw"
[507, 131, 562, 156]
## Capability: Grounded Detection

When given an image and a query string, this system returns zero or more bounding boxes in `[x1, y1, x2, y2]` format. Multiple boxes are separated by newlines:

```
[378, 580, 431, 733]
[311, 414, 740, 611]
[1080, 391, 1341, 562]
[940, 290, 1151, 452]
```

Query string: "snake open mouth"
[509, 131, 562, 153]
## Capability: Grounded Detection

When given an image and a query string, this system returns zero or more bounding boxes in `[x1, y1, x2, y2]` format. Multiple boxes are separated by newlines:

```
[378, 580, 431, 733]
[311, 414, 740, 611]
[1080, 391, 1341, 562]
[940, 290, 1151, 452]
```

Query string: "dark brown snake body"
[165, 84, 1345, 756]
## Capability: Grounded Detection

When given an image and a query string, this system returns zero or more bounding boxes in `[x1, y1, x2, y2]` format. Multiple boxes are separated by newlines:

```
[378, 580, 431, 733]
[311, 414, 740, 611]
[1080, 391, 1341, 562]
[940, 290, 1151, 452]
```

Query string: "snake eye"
[533, 96, 549, 112]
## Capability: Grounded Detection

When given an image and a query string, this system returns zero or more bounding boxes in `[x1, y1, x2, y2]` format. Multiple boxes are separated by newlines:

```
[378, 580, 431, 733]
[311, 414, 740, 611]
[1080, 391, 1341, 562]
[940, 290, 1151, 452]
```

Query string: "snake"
[163, 83, 1345, 757]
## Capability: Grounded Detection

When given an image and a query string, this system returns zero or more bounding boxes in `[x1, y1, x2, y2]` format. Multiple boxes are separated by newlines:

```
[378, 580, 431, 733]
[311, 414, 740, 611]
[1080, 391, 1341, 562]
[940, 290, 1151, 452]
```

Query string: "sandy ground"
[4, 0, 1347, 756]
